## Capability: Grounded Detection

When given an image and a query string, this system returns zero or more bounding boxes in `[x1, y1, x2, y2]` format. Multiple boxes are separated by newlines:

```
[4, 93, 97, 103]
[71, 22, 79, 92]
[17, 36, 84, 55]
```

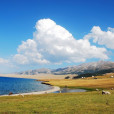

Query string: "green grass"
[0, 91, 114, 114]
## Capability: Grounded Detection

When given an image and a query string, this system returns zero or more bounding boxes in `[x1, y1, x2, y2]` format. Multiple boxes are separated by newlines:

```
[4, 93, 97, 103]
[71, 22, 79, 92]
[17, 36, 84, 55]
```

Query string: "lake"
[0, 77, 52, 95]
[0, 77, 86, 95]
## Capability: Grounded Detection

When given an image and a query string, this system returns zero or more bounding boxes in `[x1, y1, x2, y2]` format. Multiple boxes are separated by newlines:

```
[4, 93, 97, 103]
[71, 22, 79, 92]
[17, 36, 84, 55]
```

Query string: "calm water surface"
[0, 77, 52, 95]
[55, 88, 86, 93]
[60, 88, 86, 93]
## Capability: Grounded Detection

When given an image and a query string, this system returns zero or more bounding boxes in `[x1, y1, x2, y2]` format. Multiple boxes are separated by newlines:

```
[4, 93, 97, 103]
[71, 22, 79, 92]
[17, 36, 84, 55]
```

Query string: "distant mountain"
[17, 61, 114, 77]
[53, 61, 114, 75]
[18, 68, 51, 75]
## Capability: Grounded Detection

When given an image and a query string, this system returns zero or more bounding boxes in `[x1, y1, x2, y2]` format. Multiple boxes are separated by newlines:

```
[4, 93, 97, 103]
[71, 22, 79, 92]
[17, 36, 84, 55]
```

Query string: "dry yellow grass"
[87, 73, 114, 79]
[1, 73, 114, 89]
[0, 74, 75, 79]
[43, 77, 114, 89]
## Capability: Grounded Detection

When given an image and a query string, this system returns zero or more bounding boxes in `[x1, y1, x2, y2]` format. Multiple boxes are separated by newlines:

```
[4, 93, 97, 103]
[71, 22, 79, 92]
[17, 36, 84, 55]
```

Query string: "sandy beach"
[0, 86, 60, 97]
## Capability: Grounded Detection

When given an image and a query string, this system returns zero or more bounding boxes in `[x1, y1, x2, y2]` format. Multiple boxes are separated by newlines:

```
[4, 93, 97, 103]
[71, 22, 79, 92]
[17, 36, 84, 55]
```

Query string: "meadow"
[0, 73, 114, 114]
[0, 91, 114, 114]
[42, 75, 114, 90]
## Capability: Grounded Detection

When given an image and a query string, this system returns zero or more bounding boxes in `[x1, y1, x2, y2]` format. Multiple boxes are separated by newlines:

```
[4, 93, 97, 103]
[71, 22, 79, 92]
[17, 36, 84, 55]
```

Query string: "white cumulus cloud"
[14, 39, 49, 64]
[84, 26, 114, 49]
[0, 58, 9, 64]
[14, 19, 108, 65]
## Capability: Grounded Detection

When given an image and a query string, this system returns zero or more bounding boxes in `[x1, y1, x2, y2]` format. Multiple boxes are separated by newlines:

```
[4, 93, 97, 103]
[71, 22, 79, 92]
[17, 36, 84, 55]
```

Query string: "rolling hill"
[17, 61, 114, 78]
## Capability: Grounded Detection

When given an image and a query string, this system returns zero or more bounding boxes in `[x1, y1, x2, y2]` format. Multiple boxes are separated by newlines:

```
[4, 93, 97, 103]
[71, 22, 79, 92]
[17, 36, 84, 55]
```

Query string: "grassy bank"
[0, 91, 114, 114]
[42, 78, 114, 90]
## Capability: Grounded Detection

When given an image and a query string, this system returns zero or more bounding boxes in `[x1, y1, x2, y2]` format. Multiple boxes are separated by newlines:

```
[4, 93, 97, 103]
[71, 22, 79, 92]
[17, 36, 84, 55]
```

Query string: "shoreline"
[0, 86, 60, 97]
[0, 76, 61, 97]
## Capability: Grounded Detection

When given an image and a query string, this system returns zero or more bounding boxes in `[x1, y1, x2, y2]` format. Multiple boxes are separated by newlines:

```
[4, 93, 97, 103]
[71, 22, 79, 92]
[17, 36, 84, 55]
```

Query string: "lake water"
[0, 77, 52, 95]
[0, 77, 86, 95]
[55, 88, 86, 93]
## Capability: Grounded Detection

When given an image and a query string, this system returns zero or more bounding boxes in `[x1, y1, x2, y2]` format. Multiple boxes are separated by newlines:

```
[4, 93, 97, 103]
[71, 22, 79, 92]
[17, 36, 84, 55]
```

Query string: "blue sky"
[0, 0, 114, 73]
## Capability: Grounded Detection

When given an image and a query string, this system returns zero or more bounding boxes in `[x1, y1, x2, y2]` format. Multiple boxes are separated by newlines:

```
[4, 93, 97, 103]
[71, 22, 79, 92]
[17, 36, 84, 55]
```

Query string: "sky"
[0, 0, 114, 73]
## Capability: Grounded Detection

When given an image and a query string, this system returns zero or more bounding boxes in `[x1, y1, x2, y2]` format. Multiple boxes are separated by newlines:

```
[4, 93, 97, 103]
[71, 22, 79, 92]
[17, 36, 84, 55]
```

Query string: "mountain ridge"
[17, 61, 114, 77]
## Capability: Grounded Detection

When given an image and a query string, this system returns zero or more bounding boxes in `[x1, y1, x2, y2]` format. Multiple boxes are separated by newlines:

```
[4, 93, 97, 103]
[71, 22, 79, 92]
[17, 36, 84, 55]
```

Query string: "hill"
[17, 61, 114, 77]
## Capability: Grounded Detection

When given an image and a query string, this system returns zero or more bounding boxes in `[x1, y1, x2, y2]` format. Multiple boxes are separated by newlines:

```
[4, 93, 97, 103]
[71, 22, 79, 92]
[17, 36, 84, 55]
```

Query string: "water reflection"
[55, 88, 86, 93]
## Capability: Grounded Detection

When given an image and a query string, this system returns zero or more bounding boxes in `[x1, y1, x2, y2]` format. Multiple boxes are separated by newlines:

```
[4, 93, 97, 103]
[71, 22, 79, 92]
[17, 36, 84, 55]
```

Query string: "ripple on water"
[0, 77, 52, 95]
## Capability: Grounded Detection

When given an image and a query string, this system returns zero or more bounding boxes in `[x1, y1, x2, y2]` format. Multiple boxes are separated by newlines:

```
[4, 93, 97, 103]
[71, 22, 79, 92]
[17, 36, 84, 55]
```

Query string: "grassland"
[42, 77, 114, 90]
[0, 73, 114, 113]
[0, 73, 75, 80]
[0, 91, 114, 114]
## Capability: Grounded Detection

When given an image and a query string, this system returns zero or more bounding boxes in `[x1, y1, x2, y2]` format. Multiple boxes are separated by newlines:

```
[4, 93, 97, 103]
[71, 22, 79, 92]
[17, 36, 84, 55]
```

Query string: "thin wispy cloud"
[0, 58, 9, 64]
